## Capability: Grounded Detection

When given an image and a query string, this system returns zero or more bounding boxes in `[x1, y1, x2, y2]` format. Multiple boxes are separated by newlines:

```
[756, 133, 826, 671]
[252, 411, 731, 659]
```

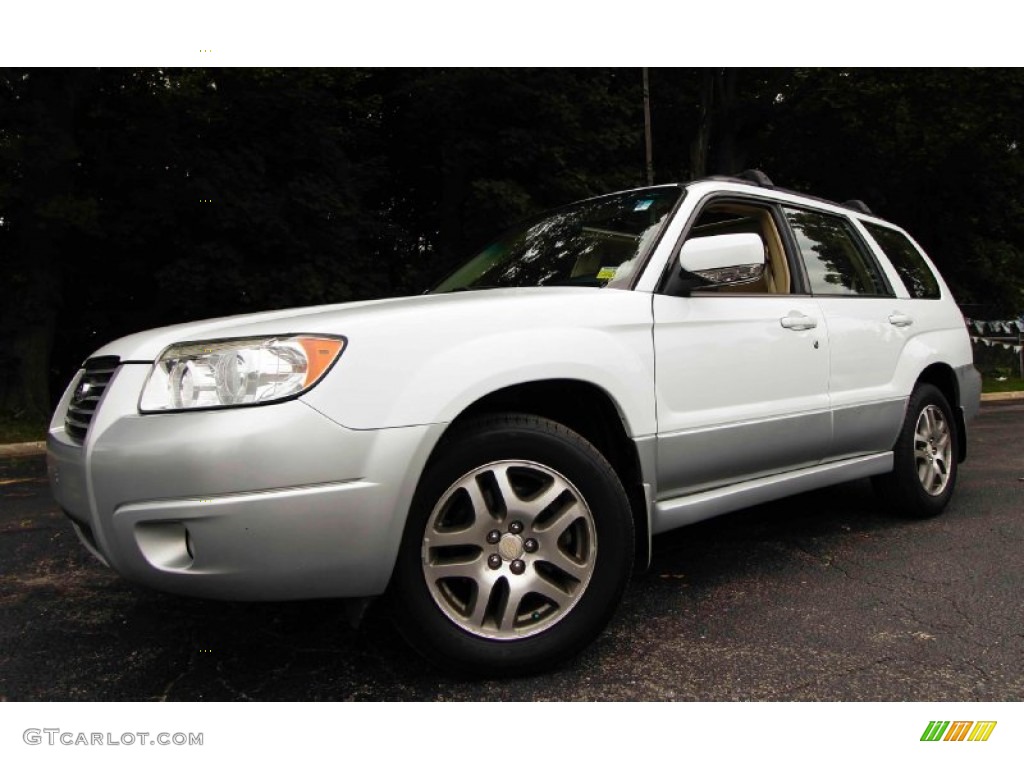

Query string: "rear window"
[863, 222, 941, 299]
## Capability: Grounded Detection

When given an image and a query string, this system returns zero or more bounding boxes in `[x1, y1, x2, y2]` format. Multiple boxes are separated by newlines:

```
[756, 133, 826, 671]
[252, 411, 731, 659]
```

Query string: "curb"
[0, 441, 47, 457]
[981, 390, 1024, 402]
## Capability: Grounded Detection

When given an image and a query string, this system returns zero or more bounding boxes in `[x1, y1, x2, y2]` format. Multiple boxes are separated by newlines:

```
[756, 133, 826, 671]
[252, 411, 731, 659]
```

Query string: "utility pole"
[643, 67, 654, 185]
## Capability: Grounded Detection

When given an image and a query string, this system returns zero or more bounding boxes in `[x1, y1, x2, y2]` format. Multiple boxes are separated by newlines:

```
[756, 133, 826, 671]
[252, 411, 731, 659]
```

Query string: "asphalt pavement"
[1, 404, 1021, 701]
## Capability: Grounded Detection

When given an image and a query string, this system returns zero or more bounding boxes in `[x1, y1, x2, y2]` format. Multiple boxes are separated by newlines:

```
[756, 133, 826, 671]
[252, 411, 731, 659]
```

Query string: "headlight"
[139, 335, 346, 412]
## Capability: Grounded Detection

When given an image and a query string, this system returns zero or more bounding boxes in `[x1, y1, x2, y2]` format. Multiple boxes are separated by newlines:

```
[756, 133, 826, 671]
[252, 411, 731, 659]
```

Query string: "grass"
[982, 374, 1024, 394]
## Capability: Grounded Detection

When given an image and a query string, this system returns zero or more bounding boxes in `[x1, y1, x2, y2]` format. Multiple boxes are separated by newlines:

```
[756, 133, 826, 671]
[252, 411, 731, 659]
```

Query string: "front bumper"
[48, 363, 445, 600]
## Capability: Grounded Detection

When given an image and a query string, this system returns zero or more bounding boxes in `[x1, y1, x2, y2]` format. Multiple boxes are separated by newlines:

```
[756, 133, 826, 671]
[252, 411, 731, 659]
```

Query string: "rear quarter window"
[862, 222, 941, 299]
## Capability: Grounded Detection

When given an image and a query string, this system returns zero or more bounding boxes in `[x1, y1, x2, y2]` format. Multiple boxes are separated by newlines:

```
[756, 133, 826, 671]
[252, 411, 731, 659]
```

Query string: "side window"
[862, 222, 941, 299]
[784, 208, 893, 297]
[667, 201, 792, 296]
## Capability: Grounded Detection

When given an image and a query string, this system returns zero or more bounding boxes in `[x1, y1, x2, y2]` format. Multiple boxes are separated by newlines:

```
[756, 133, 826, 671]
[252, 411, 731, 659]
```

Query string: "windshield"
[433, 186, 683, 293]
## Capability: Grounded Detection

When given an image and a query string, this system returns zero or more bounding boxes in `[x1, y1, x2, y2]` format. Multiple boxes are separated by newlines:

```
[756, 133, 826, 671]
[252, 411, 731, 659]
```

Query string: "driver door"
[652, 199, 832, 502]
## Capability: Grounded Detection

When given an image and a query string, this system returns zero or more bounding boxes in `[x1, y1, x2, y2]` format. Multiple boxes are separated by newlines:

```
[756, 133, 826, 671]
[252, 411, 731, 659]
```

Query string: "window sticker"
[633, 199, 653, 212]
[597, 266, 618, 280]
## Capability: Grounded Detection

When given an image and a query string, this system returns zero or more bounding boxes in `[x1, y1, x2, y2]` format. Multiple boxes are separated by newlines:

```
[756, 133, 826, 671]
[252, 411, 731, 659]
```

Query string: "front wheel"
[873, 383, 958, 518]
[390, 414, 634, 676]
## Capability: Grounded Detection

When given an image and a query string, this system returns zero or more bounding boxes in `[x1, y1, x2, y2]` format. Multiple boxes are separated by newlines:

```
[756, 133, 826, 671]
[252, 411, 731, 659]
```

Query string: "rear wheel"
[873, 383, 958, 518]
[390, 413, 634, 675]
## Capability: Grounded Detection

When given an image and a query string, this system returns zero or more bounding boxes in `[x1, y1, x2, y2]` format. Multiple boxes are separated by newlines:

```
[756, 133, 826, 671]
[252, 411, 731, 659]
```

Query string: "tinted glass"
[863, 222, 940, 299]
[434, 187, 682, 292]
[785, 208, 892, 296]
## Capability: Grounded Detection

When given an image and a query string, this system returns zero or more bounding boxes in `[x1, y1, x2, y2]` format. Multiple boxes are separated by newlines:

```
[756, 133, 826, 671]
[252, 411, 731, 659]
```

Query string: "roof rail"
[695, 173, 876, 216]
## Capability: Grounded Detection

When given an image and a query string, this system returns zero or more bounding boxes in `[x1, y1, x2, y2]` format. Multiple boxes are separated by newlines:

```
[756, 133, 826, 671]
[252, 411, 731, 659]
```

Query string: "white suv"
[47, 173, 981, 675]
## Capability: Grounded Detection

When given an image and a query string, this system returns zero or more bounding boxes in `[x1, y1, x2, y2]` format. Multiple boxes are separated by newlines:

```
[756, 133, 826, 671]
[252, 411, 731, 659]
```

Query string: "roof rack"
[696, 172, 876, 217]
[733, 169, 774, 188]
[704, 169, 775, 188]
[843, 199, 873, 215]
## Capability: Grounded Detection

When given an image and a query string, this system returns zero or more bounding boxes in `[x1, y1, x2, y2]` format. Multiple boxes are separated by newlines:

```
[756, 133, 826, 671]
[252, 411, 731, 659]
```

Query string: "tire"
[872, 383, 958, 518]
[390, 413, 634, 676]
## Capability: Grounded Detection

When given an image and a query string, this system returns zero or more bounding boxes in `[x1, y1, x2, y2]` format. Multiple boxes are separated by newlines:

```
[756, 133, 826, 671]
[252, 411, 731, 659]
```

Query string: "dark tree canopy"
[1, 67, 1022, 424]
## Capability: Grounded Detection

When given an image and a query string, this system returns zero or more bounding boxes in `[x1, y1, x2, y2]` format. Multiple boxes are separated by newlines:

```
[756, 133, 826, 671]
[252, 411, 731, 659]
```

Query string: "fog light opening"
[135, 521, 194, 571]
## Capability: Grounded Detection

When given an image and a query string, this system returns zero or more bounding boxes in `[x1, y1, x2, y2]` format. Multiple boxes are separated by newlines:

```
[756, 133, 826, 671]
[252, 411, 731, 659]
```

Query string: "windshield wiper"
[442, 285, 505, 293]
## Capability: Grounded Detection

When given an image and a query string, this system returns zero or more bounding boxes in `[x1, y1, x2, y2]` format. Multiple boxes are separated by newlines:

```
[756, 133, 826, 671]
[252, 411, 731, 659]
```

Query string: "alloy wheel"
[914, 404, 952, 496]
[421, 460, 597, 640]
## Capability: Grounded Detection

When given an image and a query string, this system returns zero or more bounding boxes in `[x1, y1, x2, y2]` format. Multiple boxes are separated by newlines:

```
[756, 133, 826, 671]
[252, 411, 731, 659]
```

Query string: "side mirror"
[679, 233, 765, 286]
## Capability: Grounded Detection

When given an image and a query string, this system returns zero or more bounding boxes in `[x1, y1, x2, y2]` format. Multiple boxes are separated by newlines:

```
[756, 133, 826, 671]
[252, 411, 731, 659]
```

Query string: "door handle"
[780, 313, 818, 331]
[888, 312, 914, 328]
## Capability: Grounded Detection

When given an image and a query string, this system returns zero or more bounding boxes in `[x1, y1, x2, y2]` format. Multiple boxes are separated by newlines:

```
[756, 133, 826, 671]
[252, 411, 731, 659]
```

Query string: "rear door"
[782, 206, 908, 460]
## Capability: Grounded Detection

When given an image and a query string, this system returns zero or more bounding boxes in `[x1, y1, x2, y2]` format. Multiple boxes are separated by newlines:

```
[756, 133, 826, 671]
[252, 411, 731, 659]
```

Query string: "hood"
[89, 287, 643, 362]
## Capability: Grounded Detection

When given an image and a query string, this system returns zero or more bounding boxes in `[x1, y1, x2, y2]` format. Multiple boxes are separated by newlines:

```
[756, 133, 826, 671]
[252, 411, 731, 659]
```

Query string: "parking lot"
[1, 403, 1021, 701]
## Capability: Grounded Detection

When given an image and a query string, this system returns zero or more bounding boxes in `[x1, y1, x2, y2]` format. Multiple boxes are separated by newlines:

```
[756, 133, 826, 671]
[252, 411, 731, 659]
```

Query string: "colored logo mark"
[920, 721, 997, 742]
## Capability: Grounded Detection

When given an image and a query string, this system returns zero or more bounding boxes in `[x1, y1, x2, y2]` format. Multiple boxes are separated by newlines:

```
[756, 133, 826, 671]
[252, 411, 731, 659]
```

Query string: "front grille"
[65, 356, 120, 442]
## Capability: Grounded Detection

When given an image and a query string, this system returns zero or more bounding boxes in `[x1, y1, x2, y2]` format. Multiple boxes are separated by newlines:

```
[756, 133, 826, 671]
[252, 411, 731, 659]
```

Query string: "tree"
[0, 68, 102, 421]
[753, 68, 1024, 311]
[2, 67, 1023, 431]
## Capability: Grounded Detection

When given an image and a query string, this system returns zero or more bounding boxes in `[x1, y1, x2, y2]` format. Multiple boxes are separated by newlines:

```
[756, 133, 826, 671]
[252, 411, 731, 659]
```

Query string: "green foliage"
[753, 68, 1024, 312]
[982, 375, 1024, 393]
[1, 67, 1024, 422]
[367, 68, 644, 285]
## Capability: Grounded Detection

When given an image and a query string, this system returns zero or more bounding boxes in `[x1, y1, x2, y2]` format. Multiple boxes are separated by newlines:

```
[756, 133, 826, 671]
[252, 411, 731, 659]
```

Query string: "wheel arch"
[425, 378, 653, 571]
[915, 362, 967, 462]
